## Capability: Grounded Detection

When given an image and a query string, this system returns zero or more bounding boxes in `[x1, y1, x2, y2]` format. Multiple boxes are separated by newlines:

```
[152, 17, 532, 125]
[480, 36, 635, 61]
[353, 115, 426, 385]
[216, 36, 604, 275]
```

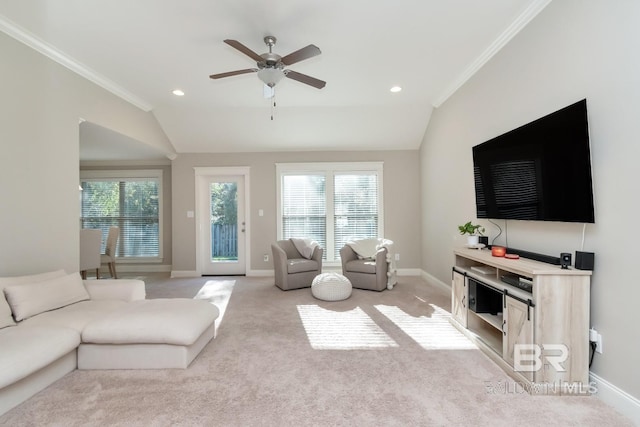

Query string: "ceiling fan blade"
[284, 70, 326, 89]
[223, 39, 264, 62]
[209, 68, 257, 79]
[281, 44, 321, 66]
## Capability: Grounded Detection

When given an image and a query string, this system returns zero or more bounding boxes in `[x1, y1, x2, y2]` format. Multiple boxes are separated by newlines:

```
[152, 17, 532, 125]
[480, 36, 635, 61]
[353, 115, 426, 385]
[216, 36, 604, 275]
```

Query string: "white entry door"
[198, 174, 246, 275]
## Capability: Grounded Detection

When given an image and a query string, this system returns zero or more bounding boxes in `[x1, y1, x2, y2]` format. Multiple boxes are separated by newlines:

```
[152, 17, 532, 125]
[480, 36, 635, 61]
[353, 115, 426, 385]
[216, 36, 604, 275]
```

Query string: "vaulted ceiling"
[0, 0, 549, 157]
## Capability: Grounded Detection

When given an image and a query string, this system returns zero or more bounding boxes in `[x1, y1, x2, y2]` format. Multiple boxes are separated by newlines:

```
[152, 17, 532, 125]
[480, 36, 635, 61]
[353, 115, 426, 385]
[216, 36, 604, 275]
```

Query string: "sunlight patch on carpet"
[375, 304, 476, 350]
[297, 305, 398, 350]
[195, 280, 235, 334]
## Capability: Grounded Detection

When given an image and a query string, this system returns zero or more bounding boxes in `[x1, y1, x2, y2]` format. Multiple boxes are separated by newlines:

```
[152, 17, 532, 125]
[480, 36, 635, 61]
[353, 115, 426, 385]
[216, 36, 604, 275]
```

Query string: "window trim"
[79, 169, 164, 262]
[276, 162, 384, 263]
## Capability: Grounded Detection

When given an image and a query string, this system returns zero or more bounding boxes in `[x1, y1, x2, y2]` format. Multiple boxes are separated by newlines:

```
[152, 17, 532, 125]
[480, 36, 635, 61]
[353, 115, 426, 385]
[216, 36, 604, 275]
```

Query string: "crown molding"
[433, 0, 553, 108]
[80, 159, 172, 167]
[0, 14, 153, 112]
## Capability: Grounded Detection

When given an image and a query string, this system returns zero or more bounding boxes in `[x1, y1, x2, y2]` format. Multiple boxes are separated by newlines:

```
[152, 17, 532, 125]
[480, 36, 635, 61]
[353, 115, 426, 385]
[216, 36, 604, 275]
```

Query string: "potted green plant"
[458, 221, 485, 246]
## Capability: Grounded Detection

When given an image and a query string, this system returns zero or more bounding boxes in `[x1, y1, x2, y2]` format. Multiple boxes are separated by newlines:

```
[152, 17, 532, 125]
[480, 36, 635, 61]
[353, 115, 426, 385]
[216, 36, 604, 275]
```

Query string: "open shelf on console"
[476, 312, 503, 331]
[467, 312, 502, 354]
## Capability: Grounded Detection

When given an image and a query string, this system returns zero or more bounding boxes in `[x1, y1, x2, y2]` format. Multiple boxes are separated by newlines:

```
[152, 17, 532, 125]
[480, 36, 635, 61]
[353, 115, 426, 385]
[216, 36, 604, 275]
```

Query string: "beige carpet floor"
[0, 274, 632, 426]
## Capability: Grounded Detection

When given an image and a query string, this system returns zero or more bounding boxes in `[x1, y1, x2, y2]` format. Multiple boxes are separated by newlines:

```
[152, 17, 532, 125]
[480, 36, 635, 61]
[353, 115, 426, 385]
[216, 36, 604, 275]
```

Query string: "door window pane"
[210, 182, 238, 261]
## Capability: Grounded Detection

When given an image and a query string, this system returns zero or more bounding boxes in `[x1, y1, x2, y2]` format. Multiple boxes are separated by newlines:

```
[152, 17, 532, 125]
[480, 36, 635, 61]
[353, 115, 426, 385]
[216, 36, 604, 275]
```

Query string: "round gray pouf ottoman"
[311, 273, 352, 301]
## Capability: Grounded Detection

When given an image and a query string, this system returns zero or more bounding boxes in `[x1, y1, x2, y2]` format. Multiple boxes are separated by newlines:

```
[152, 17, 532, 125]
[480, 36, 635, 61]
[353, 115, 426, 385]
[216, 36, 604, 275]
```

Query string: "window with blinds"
[282, 174, 327, 251]
[80, 170, 162, 259]
[277, 163, 383, 263]
[334, 174, 378, 259]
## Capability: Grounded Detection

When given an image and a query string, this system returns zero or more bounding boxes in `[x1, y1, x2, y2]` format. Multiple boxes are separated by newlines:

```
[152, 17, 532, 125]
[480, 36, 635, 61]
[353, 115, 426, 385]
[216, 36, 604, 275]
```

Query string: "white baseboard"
[397, 268, 422, 276]
[172, 270, 275, 278]
[420, 269, 451, 292]
[114, 264, 171, 273]
[247, 269, 274, 277]
[246, 268, 424, 278]
[169, 267, 430, 278]
[590, 372, 640, 425]
[170, 270, 198, 278]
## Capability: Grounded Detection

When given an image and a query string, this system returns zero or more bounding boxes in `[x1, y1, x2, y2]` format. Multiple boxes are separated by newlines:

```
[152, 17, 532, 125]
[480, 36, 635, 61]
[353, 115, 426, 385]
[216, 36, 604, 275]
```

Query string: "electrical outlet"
[263, 254, 269, 262]
[596, 333, 603, 354]
[394, 253, 400, 261]
[590, 328, 603, 354]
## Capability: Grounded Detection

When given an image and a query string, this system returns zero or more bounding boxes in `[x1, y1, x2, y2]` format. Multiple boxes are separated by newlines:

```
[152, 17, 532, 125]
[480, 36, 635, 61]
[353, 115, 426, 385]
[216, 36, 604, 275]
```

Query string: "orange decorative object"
[492, 246, 506, 257]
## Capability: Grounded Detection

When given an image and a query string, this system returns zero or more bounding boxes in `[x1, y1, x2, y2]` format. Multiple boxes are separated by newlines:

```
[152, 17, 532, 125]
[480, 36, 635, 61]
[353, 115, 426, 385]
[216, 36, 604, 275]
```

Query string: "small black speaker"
[575, 251, 595, 270]
[560, 253, 572, 269]
[479, 236, 489, 246]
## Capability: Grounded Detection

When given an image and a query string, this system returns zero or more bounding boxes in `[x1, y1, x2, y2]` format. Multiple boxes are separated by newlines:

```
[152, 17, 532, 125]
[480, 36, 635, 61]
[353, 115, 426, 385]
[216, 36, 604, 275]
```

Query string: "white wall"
[420, 0, 639, 403]
[0, 31, 173, 276]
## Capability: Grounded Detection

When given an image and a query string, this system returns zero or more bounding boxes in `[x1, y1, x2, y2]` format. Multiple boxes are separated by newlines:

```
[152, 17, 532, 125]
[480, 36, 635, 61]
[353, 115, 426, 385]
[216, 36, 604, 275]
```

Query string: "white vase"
[467, 235, 479, 246]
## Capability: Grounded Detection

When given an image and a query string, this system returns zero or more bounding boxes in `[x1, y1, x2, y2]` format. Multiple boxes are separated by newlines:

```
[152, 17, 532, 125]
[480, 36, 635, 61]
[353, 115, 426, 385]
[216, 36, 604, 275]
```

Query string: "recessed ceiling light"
[172, 89, 185, 96]
[390, 86, 402, 93]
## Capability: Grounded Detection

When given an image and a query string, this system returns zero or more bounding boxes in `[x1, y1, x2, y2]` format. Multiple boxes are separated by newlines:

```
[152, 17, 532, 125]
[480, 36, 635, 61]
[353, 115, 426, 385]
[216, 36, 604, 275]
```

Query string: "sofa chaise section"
[79, 298, 219, 369]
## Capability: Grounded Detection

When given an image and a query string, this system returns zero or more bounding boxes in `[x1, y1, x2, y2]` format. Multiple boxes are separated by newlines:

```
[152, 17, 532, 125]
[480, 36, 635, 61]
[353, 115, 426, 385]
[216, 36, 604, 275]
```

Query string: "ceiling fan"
[209, 36, 326, 91]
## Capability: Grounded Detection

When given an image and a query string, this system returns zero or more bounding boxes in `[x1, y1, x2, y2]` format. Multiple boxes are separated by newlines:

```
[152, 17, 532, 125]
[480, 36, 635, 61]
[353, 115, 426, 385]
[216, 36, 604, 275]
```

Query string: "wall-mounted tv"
[473, 99, 595, 223]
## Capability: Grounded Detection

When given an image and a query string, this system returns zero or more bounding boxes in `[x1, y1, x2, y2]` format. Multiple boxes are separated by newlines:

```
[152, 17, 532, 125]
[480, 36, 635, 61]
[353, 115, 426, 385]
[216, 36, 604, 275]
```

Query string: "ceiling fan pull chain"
[271, 89, 276, 121]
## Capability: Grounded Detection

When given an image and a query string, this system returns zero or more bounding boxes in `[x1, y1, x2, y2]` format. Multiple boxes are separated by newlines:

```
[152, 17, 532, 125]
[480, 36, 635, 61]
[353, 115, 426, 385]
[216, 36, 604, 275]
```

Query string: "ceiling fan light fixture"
[257, 68, 285, 88]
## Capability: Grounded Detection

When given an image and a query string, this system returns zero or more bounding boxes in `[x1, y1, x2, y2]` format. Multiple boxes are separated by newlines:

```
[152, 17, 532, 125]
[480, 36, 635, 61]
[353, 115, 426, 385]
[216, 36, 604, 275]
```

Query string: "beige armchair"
[271, 239, 323, 290]
[340, 244, 389, 291]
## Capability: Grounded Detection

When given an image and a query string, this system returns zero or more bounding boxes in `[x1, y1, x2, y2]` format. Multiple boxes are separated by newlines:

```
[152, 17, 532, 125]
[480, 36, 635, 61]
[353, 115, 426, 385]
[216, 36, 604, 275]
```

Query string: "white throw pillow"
[0, 270, 67, 328]
[4, 272, 90, 321]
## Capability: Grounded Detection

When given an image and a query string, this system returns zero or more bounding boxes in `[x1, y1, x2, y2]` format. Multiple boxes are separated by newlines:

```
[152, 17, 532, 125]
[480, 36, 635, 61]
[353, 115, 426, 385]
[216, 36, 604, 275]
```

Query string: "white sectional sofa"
[0, 270, 219, 416]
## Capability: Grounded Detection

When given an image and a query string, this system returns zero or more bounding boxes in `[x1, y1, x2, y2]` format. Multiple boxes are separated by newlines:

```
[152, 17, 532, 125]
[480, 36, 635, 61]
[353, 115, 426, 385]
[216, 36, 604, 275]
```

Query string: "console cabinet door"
[503, 296, 534, 381]
[451, 271, 468, 328]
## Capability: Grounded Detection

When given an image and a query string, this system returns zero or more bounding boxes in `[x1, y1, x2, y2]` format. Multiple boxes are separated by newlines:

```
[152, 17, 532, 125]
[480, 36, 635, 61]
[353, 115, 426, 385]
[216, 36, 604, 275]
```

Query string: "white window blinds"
[281, 174, 327, 251]
[277, 163, 383, 262]
[334, 174, 378, 259]
[80, 170, 162, 259]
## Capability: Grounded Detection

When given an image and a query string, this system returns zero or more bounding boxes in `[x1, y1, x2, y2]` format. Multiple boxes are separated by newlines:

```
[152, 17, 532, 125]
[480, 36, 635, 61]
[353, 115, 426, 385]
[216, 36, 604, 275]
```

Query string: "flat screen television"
[473, 99, 595, 223]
